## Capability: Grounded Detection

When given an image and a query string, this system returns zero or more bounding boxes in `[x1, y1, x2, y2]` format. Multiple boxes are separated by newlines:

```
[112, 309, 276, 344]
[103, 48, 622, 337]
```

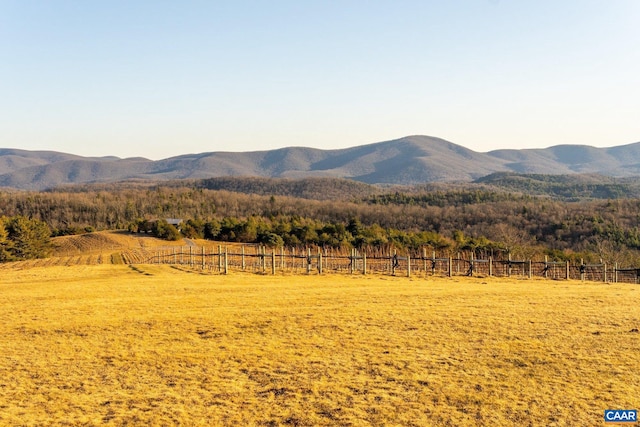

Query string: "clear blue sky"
[1, 0, 638, 159]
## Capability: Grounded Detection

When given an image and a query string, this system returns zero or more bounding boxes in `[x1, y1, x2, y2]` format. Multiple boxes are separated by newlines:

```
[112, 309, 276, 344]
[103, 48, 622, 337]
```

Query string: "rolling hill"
[2, 135, 640, 190]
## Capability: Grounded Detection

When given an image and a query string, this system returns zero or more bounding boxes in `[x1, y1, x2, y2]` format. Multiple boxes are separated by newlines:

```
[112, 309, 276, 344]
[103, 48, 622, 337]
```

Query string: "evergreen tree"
[153, 219, 181, 241]
[0, 217, 13, 261]
[5, 216, 52, 259]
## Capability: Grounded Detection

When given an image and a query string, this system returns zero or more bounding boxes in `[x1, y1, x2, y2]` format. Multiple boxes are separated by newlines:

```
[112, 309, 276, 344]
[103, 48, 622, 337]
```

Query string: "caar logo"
[604, 410, 637, 423]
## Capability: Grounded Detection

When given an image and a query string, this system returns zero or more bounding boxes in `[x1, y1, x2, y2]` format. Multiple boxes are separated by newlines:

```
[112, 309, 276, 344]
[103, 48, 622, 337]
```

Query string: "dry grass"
[0, 266, 638, 426]
[53, 231, 182, 254]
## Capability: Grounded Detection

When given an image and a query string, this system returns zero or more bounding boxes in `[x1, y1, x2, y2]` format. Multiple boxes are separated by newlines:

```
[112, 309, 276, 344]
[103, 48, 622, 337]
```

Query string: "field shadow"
[128, 265, 153, 276]
[169, 265, 214, 275]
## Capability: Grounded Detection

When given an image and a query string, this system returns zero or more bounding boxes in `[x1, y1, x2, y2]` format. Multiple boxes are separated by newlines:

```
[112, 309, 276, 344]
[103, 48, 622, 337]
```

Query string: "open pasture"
[0, 265, 638, 426]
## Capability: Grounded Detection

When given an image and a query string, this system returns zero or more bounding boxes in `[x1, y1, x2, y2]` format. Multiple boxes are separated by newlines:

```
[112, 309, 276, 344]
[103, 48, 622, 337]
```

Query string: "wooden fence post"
[272, 251, 276, 275]
[349, 248, 354, 274]
[432, 251, 436, 276]
[391, 250, 396, 276]
[528, 260, 532, 279]
[565, 261, 570, 280]
[407, 252, 411, 278]
[318, 249, 323, 275]
[363, 252, 367, 275]
[423, 248, 427, 276]
[224, 247, 228, 275]
[307, 248, 312, 275]
[448, 257, 452, 277]
[603, 262, 607, 283]
[489, 257, 493, 276]
[615, 263, 618, 283]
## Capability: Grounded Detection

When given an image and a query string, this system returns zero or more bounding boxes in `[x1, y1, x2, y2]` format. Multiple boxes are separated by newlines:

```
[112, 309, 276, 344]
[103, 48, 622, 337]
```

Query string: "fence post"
[281, 246, 285, 270]
[565, 261, 570, 280]
[580, 258, 585, 281]
[507, 252, 511, 277]
[391, 250, 396, 276]
[603, 262, 607, 283]
[224, 247, 228, 275]
[349, 248, 354, 274]
[241, 246, 246, 271]
[407, 252, 411, 278]
[432, 251, 436, 276]
[448, 257, 452, 277]
[261, 246, 266, 273]
[544, 255, 548, 279]
[363, 252, 367, 275]
[615, 263, 618, 283]
[272, 251, 276, 275]
[318, 249, 323, 275]
[528, 260, 532, 279]
[389, 249, 398, 276]
[489, 256, 493, 277]
[423, 248, 427, 276]
[218, 245, 222, 272]
[307, 248, 312, 275]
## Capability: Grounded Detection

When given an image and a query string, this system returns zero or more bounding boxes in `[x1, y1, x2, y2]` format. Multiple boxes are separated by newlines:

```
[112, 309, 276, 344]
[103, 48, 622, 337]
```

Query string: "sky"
[1, 0, 639, 160]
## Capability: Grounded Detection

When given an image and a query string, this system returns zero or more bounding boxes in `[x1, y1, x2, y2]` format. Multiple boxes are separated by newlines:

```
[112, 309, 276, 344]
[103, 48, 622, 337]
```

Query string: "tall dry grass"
[0, 265, 638, 426]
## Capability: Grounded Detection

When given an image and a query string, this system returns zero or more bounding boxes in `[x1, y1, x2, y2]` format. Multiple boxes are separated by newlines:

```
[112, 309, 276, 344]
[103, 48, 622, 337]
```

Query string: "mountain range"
[2, 135, 640, 190]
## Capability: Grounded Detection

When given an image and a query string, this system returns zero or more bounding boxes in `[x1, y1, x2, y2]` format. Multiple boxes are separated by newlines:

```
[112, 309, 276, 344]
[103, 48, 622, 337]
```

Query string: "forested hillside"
[476, 172, 640, 199]
[2, 177, 640, 265]
[194, 177, 380, 200]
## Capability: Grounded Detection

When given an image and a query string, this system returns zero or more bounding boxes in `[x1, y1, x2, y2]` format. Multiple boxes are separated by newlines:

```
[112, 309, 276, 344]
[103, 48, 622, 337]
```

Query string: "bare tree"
[490, 223, 537, 260]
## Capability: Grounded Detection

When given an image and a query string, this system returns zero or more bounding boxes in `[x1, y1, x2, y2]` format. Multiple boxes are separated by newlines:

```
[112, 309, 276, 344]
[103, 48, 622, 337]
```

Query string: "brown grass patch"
[0, 267, 638, 425]
[53, 231, 183, 255]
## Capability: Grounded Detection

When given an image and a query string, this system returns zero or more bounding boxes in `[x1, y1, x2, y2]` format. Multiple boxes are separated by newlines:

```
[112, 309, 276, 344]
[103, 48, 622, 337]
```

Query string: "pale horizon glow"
[1, 1, 638, 160]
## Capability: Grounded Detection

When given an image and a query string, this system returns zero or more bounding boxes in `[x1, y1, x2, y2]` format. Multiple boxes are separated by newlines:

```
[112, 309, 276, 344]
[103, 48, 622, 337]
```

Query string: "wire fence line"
[120, 244, 640, 284]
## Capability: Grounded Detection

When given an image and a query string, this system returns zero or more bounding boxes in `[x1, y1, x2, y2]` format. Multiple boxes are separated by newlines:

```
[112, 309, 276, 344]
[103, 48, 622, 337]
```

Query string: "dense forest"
[2, 176, 640, 264]
[475, 172, 640, 199]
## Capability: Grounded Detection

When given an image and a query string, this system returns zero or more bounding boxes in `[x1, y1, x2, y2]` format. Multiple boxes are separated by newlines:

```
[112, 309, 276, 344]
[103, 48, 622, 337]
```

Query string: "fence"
[123, 244, 640, 284]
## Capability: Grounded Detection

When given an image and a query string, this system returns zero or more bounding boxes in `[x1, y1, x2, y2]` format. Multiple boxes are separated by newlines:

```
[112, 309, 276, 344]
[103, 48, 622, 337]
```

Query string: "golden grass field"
[0, 262, 639, 426]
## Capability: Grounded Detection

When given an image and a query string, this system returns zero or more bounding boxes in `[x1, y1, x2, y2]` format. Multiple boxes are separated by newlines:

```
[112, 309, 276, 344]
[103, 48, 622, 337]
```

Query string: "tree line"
[131, 216, 451, 253]
[2, 179, 640, 264]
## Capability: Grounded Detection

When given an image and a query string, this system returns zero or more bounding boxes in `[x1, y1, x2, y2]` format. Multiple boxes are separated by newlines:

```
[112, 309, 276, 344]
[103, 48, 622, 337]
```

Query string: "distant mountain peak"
[1, 136, 639, 190]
